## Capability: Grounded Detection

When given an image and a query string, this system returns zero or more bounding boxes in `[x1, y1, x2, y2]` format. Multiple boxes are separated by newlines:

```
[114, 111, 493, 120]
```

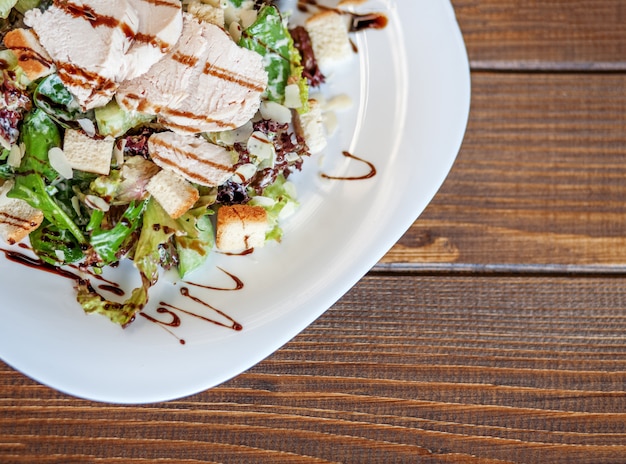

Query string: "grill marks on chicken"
[202, 61, 267, 93]
[116, 14, 268, 134]
[54, 1, 137, 41]
[24, 0, 183, 110]
[148, 131, 235, 187]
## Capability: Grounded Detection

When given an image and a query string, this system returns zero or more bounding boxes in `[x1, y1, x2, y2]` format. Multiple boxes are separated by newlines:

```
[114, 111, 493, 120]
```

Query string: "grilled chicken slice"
[116, 13, 268, 134]
[24, 0, 183, 110]
[148, 131, 235, 187]
[121, 0, 183, 81]
[25, 0, 140, 110]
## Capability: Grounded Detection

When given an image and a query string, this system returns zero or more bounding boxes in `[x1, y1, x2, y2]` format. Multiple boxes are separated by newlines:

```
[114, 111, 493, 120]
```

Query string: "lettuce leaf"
[8, 109, 87, 245]
[77, 278, 150, 327]
[33, 74, 95, 130]
[76, 198, 174, 326]
[175, 208, 214, 278]
[239, 5, 307, 107]
[29, 219, 84, 265]
[87, 200, 148, 266]
[249, 173, 298, 242]
[0, 0, 18, 19]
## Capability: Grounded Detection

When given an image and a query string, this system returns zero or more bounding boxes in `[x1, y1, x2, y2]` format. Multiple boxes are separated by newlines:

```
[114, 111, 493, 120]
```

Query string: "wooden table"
[3, 1, 626, 462]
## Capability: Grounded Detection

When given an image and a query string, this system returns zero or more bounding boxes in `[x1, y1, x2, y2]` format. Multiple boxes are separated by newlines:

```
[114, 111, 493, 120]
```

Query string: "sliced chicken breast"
[117, 13, 268, 134]
[120, 0, 183, 81]
[148, 131, 235, 187]
[25, 0, 139, 110]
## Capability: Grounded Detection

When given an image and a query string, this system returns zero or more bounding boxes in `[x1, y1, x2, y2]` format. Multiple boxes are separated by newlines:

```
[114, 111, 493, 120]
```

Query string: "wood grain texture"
[381, 72, 626, 268]
[2, 275, 626, 463]
[451, 0, 626, 69]
[4, 1, 626, 463]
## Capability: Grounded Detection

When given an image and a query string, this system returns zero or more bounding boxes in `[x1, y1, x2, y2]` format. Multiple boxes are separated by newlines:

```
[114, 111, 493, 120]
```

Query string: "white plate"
[0, 0, 470, 403]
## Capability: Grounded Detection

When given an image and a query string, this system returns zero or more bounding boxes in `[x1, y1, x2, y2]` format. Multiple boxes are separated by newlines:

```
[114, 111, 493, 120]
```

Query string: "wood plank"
[2, 274, 626, 463]
[451, 0, 626, 69]
[381, 71, 626, 268]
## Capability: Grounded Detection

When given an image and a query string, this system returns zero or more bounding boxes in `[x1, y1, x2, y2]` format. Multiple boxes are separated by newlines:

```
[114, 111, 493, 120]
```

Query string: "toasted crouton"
[216, 204, 268, 252]
[294, 99, 327, 154]
[0, 180, 44, 245]
[146, 169, 200, 219]
[187, 0, 225, 27]
[305, 11, 353, 70]
[3, 28, 55, 81]
[63, 129, 114, 176]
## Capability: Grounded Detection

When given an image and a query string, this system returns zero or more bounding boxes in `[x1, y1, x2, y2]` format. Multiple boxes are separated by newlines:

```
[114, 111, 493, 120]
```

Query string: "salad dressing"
[0, 246, 85, 284]
[321, 151, 376, 181]
[2, 45, 52, 70]
[139, 307, 185, 344]
[1, 245, 243, 341]
[142, 288, 243, 334]
[133, 32, 171, 54]
[57, 62, 117, 95]
[179, 286, 243, 331]
[56, 1, 136, 42]
[0, 0, 387, 332]
[219, 248, 255, 256]
[98, 283, 124, 297]
[185, 267, 244, 292]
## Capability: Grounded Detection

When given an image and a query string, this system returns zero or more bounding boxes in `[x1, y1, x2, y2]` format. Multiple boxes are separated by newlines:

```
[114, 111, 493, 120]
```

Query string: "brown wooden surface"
[3, 1, 626, 463]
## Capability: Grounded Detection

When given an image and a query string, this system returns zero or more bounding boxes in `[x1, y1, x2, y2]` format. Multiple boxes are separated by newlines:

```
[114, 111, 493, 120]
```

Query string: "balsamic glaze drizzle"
[1, 247, 244, 345]
[1, 0, 388, 345]
[321, 151, 377, 181]
[185, 267, 244, 291]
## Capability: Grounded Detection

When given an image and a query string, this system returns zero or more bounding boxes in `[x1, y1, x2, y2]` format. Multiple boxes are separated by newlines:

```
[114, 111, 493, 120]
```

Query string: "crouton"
[0, 180, 44, 245]
[187, 0, 225, 27]
[62, 129, 114, 176]
[3, 28, 55, 81]
[146, 169, 200, 219]
[215, 204, 268, 252]
[305, 10, 353, 70]
[294, 99, 327, 154]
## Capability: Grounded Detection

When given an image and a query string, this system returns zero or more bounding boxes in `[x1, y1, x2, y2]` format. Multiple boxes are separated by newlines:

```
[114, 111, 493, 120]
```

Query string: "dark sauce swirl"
[1, 247, 244, 345]
[321, 151, 377, 181]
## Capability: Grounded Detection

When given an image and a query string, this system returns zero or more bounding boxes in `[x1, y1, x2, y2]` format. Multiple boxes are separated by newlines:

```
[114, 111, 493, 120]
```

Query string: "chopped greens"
[240, 4, 308, 108]
[0, 0, 18, 20]
[9, 109, 87, 245]
[87, 200, 147, 266]
[0, 0, 334, 328]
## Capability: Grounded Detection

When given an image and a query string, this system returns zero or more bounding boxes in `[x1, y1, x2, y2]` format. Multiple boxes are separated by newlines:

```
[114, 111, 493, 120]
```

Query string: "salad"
[0, 0, 369, 327]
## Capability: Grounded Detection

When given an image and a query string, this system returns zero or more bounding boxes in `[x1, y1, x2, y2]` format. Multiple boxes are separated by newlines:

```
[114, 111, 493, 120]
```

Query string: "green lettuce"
[76, 197, 216, 326]
[33, 74, 94, 127]
[0, 147, 12, 179]
[175, 208, 215, 278]
[29, 219, 84, 265]
[77, 199, 173, 326]
[249, 173, 298, 242]
[135, 195, 215, 279]
[239, 5, 308, 108]
[77, 277, 151, 327]
[8, 109, 87, 245]
[87, 200, 148, 266]
[0, 0, 18, 19]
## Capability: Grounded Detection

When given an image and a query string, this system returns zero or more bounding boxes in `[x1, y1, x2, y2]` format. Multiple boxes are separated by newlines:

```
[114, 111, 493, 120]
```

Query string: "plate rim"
[0, 0, 471, 403]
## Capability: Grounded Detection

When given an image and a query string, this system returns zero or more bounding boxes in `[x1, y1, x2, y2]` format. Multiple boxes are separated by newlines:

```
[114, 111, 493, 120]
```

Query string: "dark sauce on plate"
[1, 246, 243, 345]
[321, 151, 377, 181]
